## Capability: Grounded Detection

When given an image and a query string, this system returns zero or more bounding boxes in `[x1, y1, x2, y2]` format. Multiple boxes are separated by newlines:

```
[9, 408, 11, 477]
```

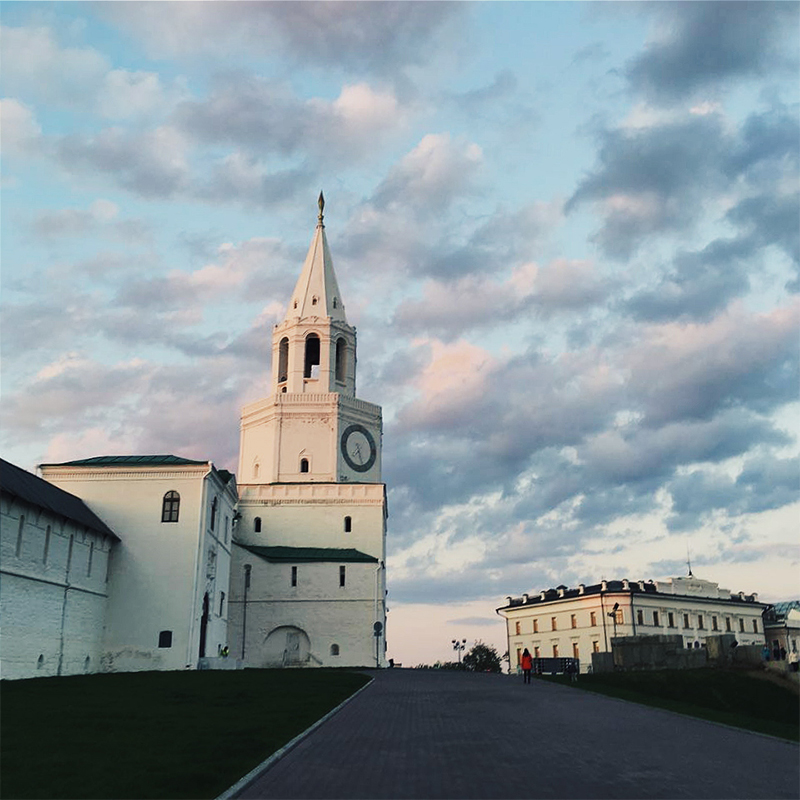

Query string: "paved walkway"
[233, 669, 799, 800]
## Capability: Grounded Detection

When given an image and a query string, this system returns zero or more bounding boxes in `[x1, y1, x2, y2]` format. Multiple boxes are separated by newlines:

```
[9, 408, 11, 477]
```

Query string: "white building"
[498, 575, 767, 673]
[1, 458, 119, 679]
[229, 194, 388, 668]
[39, 455, 237, 674]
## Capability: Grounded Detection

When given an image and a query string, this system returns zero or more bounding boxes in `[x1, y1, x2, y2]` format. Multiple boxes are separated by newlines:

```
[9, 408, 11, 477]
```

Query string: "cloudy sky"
[2, 1, 798, 666]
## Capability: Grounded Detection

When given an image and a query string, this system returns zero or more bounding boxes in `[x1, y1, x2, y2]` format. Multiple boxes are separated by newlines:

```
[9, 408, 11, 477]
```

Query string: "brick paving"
[233, 669, 799, 800]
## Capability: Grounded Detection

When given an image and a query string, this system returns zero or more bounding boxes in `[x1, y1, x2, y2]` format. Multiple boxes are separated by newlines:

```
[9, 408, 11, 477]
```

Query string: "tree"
[462, 641, 502, 673]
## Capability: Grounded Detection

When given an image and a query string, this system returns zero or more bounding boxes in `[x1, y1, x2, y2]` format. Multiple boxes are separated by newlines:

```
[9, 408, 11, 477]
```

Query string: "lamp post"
[452, 638, 466, 663]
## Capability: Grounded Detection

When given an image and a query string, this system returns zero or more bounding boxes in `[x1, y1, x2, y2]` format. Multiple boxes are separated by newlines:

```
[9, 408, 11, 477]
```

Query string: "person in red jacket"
[521, 648, 533, 684]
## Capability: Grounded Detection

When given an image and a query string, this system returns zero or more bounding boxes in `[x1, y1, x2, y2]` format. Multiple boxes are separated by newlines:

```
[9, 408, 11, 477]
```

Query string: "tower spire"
[318, 191, 325, 226]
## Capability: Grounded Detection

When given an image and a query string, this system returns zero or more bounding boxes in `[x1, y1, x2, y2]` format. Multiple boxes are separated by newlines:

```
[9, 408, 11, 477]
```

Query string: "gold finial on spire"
[318, 191, 325, 225]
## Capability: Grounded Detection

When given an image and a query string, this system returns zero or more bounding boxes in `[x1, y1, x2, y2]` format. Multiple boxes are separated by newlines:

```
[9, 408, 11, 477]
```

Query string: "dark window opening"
[210, 497, 218, 530]
[254, 517, 262, 532]
[162, 491, 180, 523]
[340, 565, 346, 587]
[344, 516, 352, 532]
[300, 458, 309, 473]
[330, 643, 340, 656]
[291, 566, 298, 587]
[278, 337, 289, 383]
[335, 338, 347, 383]
[304, 334, 320, 378]
[219, 591, 225, 616]
[158, 630, 173, 648]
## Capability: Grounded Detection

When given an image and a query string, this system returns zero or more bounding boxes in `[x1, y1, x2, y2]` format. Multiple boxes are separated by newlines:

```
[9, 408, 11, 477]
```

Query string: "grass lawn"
[537, 668, 799, 741]
[1, 668, 371, 800]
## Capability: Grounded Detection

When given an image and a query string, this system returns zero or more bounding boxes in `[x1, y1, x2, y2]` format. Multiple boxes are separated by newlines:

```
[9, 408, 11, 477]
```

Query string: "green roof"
[40, 455, 209, 468]
[242, 545, 379, 564]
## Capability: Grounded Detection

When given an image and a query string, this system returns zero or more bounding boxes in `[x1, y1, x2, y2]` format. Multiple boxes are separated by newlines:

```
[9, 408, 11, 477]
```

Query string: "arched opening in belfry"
[278, 338, 289, 383]
[335, 337, 347, 383]
[304, 334, 320, 378]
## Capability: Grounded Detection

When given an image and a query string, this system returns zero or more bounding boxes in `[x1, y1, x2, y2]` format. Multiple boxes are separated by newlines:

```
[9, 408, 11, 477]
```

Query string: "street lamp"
[452, 638, 467, 663]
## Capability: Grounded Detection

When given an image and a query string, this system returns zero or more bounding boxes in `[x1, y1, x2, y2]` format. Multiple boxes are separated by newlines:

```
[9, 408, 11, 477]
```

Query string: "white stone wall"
[503, 589, 767, 673]
[0, 494, 112, 679]
[228, 547, 384, 668]
[236, 483, 386, 558]
[40, 464, 236, 672]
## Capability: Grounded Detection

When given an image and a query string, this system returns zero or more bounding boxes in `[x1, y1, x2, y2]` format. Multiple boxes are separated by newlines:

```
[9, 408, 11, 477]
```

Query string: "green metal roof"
[40, 455, 209, 468]
[242, 545, 379, 563]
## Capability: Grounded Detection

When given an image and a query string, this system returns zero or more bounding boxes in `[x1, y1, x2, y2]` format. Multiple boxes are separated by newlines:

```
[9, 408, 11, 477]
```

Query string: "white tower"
[229, 195, 387, 668]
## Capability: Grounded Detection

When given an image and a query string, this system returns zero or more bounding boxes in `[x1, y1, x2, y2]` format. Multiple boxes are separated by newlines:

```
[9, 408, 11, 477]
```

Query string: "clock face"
[340, 424, 377, 472]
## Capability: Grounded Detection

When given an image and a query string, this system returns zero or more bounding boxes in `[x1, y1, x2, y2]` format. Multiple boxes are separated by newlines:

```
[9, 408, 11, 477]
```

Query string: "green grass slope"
[1, 669, 370, 800]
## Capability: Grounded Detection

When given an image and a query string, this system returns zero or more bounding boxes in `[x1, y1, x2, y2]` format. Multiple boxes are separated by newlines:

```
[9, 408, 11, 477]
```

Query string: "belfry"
[228, 195, 387, 667]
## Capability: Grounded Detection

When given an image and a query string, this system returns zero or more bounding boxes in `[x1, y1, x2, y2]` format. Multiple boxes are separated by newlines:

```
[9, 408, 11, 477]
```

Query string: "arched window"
[278, 337, 289, 383]
[253, 462, 260, 478]
[344, 516, 352, 533]
[304, 333, 320, 378]
[300, 458, 309, 473]
[210, 497, 218, 530]
[330, 644, 340, 656]
[335, 338, 347, 383]
[254, 517, 262, 533]
[162, 491, 180, 522]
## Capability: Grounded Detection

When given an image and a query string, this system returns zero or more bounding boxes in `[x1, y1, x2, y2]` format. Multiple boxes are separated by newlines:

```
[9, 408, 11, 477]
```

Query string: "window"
[312, 296, 318, 306]
[66, 535, 74, 574]
[339, 566, 346, 587]
[615, 609, 623, 625]
[210, 497, 218, 530]
[254, 517, 262, 533]
[87, 542, 94, 577]
[291, 566, 298, 587]
[739, 618, 745, 633]
[333, 298, 338, 309]
[335, 338, 347, 383]
[668, 612, 675, 628]
[516, 648, 522, 664]
[712, 616, 718, 631]
[219, 592, 225, 616]
[684, 613, 691, 629]
[570, 614, 577, 629]
[162, 491, 180, 522]
[158, 631, 173, 648]
[330, 644, 340, 656]
[590, 611, 597, 626]
[533, 619, 539, 633]
[344, 516, 352, 533]
[43, 525, 51, 564]
[534, 646, 540, 658]
[300, 458, 309, 473]
[253, 462, 260, 478]
[15, 515, 25, 557]
[551, 617, 557, 631]
[752, 619, 758, 633]
[224, 516, 229, 544]
[652, 611, 659, 626]
[304, 333, 320, 378]
[725, 617, 731, 632]
[278, 337, 289, 383]
[698, 615, 705, 629]
[572, 643, 579, 659]
[552, 644, 559, 657]
[637, 609, 644, 625]
[592, 641, 600, 653]
[515, 621, 521, 635]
